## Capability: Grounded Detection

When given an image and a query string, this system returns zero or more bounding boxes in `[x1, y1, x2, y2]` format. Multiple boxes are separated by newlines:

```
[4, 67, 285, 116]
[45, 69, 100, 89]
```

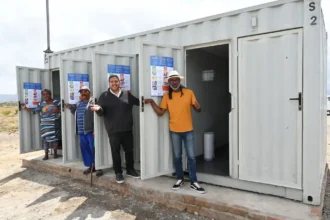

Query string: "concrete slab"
[21, 154, 323, 220]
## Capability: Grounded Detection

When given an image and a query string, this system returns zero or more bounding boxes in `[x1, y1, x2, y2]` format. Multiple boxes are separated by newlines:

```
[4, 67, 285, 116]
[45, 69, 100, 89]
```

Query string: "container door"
[238, 29, 303, 189]
[60, 58, 92, 163]
[139, 42, 184, 180]
[92, 52, 138, 170]
[16, 66, 51, 153]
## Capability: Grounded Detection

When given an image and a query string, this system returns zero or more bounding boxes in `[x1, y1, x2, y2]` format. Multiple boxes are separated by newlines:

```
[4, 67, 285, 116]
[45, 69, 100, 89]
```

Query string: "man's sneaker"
[190, 182, 205, 194]
[172, 179, 184, 190]
[126, 169, 140, 178]
[116, 173, 125, 184]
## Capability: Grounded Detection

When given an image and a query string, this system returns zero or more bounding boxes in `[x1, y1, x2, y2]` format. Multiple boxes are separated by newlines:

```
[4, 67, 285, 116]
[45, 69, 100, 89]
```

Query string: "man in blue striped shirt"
[65, 86, 103, 176]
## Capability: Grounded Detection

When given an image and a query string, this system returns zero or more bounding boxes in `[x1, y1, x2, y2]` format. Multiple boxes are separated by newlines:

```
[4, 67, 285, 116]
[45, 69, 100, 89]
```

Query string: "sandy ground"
[0, 131, 210, 220]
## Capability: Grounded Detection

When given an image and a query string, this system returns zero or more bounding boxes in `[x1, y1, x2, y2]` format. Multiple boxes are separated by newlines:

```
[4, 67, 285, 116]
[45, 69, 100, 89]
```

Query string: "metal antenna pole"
[44, 0, 53, 53]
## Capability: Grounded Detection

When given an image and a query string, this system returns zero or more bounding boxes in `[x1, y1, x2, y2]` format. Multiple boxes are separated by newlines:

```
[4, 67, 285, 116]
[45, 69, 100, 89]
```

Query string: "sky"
[0, 0, 329, 95]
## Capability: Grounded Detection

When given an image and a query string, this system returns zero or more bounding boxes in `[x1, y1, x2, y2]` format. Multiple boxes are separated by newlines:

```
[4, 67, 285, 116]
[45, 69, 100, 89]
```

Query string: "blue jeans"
[170, 130, 198, 183]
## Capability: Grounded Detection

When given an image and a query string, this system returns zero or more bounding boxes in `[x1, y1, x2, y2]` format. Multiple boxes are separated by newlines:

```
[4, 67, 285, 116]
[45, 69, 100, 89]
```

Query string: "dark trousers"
[108, 130, 134, 174]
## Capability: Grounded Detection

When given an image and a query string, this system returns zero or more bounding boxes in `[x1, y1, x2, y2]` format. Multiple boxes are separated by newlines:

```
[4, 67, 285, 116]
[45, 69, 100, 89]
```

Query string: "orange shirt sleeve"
[191, 90, 197, 105]
[160, 93, 168, 109]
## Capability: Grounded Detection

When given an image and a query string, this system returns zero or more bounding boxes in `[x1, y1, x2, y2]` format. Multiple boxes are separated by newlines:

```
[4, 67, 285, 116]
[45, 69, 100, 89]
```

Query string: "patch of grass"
[0, 106, 18, 132]
[1, 110, 11, 116]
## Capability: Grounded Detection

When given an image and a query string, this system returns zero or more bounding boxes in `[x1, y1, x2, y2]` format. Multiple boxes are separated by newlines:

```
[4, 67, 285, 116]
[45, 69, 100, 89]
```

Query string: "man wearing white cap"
[65, 85, 103, 176]
[144, 70, 205, 194]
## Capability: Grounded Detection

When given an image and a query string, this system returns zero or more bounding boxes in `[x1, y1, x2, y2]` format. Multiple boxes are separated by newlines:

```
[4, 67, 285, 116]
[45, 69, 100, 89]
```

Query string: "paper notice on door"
[67, 73, 89, 104]
[23, 82, 42, 108]
[150, 56, 174, 97]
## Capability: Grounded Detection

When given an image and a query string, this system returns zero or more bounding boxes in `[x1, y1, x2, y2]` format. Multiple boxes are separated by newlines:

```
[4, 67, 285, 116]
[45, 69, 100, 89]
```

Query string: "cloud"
[0, 0, 329, 95]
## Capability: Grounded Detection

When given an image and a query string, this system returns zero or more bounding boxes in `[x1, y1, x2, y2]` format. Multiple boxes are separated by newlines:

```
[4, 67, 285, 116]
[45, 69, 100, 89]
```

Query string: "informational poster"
[150, 56, 174, 97]
[23, 82, 42, 108]
[67, 73, 89, 104]
[107, 65, 131, 91]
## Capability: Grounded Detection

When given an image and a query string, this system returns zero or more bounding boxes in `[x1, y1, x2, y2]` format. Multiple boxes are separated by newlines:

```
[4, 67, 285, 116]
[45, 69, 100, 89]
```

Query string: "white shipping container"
[16, 0, 327, 205]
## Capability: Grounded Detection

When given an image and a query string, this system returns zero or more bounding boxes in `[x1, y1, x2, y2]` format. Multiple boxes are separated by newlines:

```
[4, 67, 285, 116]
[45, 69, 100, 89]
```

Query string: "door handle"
[18, 101, 21, 111]
[289, 92, 302, 111]
[62, 99, 65, 112]
[141, 96, 144, 112]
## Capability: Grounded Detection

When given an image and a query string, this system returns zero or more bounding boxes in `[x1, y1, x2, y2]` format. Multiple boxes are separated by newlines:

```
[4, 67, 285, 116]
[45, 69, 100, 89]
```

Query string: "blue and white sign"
[107, 65, 131, 91]
[150, 56, 174, 97]
[23, 82, 42, 108]
[67, 73, 89, 104]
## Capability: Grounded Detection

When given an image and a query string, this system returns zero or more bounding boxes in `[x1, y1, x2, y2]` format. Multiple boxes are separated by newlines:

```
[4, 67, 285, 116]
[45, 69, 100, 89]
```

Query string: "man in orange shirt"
[144, 70, 205, 194]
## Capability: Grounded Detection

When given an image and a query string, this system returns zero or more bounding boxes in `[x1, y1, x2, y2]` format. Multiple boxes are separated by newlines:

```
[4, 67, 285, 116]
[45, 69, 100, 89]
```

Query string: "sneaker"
[126, 169, 140, 178]
[172, 179, 184, 190]
[116, 173, 125, 184]
[190, 182, 206, 194]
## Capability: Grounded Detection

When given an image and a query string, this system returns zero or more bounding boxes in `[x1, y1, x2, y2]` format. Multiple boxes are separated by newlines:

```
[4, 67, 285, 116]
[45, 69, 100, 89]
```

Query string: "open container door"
[60, 58, 93, 163]
[16, 66, 51, 154]
[92, 52, 138, 170]
[139, 42, 184, 180]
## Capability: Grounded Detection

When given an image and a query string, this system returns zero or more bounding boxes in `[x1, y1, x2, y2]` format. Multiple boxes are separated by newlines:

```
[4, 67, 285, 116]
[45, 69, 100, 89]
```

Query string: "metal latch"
[289, 92, 302, 111]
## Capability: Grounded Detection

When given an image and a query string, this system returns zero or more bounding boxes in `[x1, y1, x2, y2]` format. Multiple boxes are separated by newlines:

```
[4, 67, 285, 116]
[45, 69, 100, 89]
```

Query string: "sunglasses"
[168, 78, 180, 83]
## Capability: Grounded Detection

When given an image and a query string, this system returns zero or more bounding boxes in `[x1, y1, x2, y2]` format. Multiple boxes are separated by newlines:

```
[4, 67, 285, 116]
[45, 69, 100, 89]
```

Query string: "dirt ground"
[1, 117, 330, 220]
[0, 131, 210, 220]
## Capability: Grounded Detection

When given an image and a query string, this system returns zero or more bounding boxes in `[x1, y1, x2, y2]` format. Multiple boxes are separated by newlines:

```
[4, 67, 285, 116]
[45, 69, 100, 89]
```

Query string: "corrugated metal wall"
[45, 0, 306, 181]
[302, 0, 327, 205]
[319, 9, 328, 186]
[16, 67, 51, 153]
[47, 0, 304, 69]
[60, 59, 93, 163]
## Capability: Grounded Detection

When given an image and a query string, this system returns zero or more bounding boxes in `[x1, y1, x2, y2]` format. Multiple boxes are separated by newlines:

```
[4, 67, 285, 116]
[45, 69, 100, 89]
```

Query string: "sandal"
[96, 170, 103, 177]
[83, 167, 91, 175]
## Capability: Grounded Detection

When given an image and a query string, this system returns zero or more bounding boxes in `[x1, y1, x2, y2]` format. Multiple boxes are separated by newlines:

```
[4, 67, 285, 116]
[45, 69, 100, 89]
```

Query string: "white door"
[238, 29, 303, 189]
[16, 66, 52, 153]
[92, 52, 138, 170]
[139, 42, 184, 180]
[60, 58, 92, 163]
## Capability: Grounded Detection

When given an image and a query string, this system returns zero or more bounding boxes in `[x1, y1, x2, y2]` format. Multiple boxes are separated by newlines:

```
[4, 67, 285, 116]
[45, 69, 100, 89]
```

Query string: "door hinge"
[141, 96, 144, 112]
[62, 99, 65, 112]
